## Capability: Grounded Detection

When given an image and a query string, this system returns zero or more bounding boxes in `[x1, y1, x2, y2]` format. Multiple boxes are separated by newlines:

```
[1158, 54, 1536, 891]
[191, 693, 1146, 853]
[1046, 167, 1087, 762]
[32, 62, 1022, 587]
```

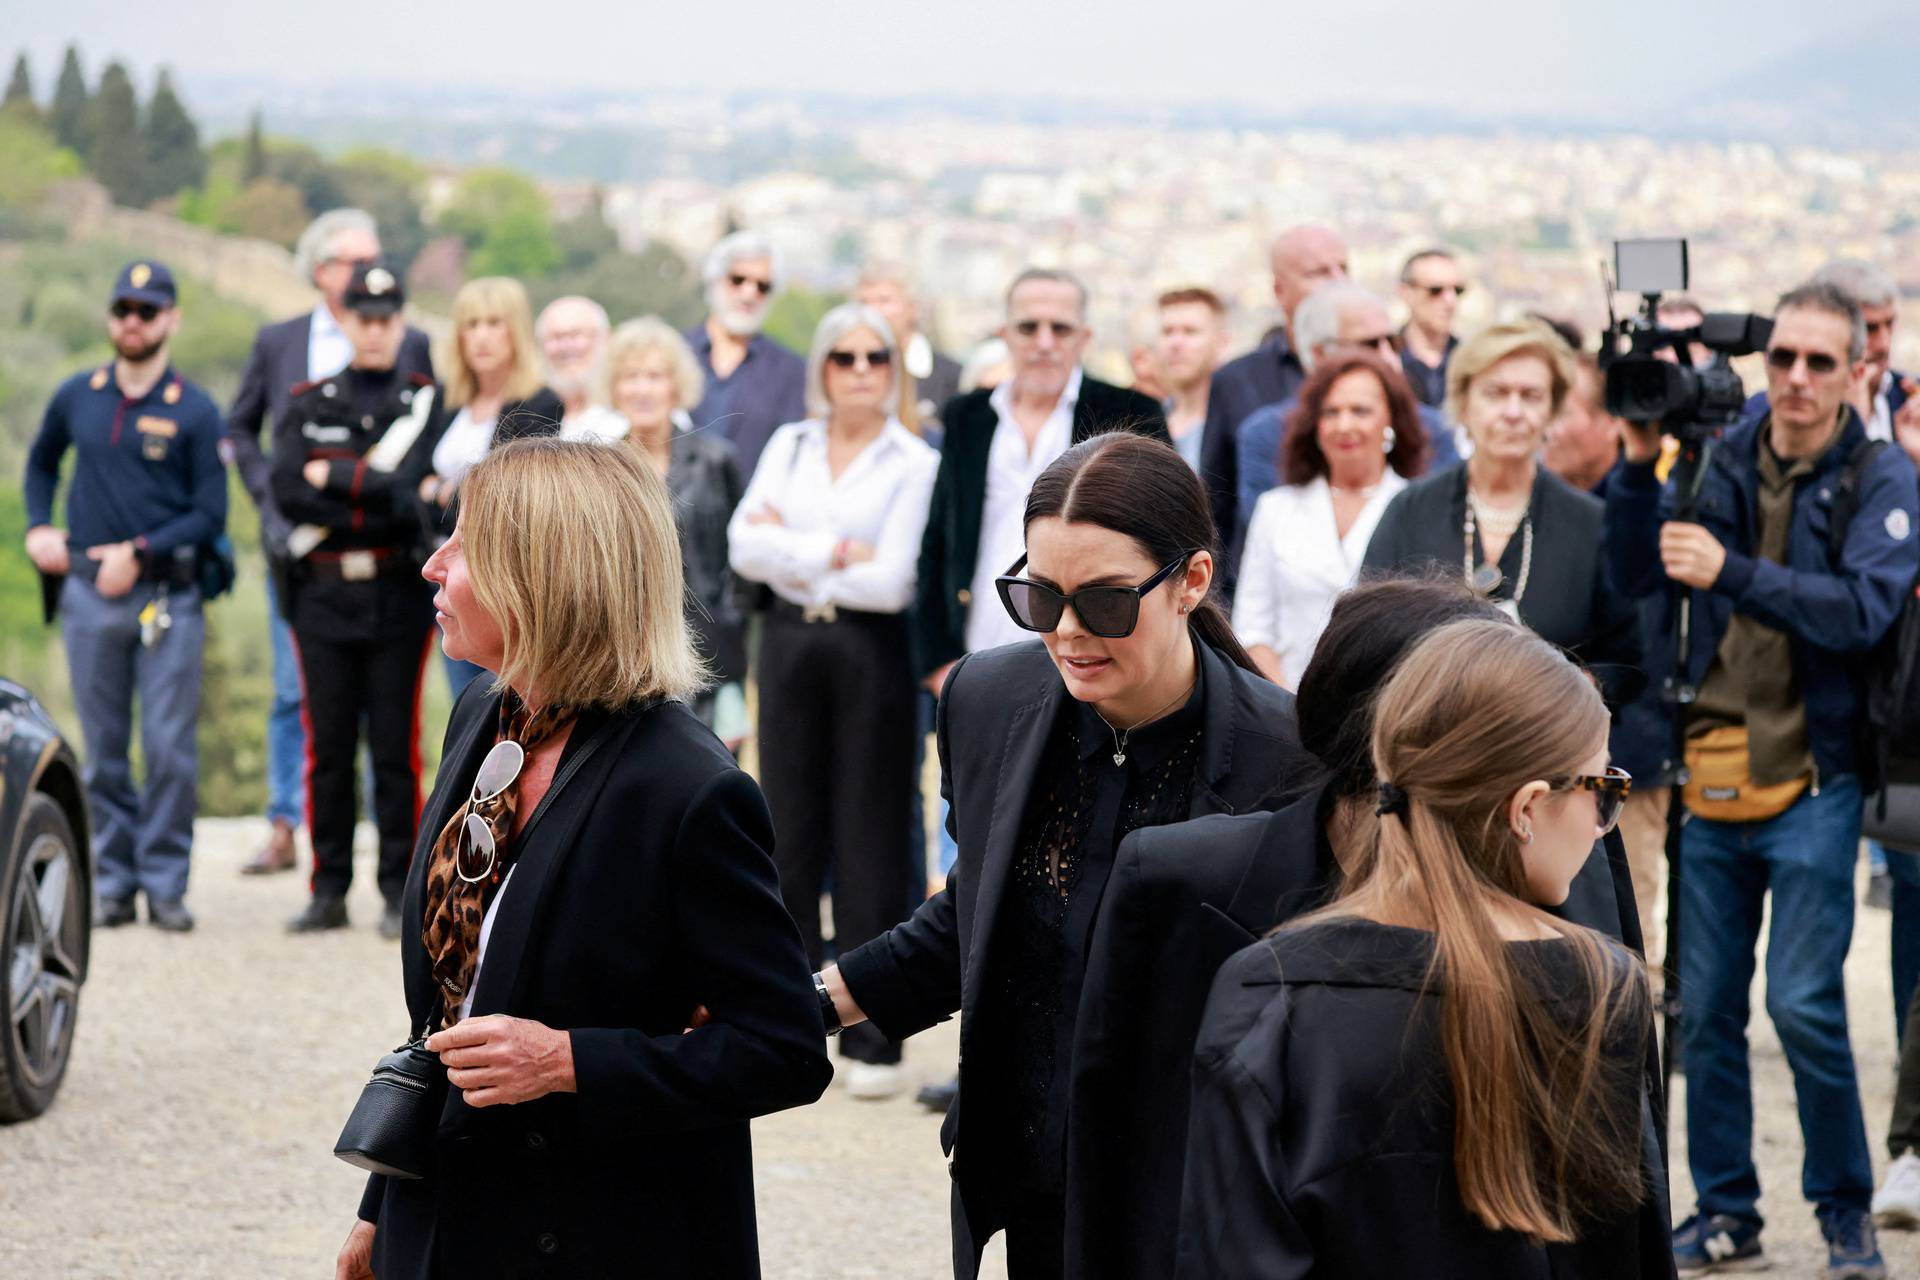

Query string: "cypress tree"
[48, 45, 88, 152]
[84, 62, 147, 205]
[142, 68, 205, 198]
[2, 53, 37, 123]
[242, 109, 266, 183]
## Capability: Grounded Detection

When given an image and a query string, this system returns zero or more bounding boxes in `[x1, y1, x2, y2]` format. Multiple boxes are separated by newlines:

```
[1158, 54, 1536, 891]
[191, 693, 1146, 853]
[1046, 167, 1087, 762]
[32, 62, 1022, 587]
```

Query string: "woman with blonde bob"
[1179, 619, 1669, 1277]
[336, 439, 832, 1280]
[419, 276, 566, 693]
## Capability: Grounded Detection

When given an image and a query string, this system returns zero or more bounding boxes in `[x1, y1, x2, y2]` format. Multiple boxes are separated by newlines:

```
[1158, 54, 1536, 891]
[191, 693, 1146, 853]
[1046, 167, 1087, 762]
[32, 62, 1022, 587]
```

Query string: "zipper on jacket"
[370, 1067, 430, 1093]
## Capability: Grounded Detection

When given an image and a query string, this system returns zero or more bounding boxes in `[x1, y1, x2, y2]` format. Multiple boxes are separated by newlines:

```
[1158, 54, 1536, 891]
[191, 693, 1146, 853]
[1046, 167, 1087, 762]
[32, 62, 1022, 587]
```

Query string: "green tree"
[141, 68, 205, 200]
[553, 197, 618, 272]
[333, 148, 428, 270]
[0, 116, 81, 212]
[2, 53, 37, 124]
[468, 208, 560, 278]
[47, 45, 87, 153]
[222, 178, 310, 247]
[436, 167, 549, 248]
[763, 284, 843, 354]
[530, 240, 704, 330]
[84, 62, 149, 206]
[263, 140, 346, 218]
[241, 109, 266, 183]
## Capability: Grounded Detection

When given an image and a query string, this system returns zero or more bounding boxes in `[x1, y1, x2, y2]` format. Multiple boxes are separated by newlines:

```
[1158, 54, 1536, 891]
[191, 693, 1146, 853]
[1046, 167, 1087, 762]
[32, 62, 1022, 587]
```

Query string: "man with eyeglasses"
[224, 209, 433, 877]
[683, 230, 807, 480]
[1606, 281, 1917, 1279]
[1197, 224, 1348, 587]
[1397, 247, 1467, 408]
[1229, 282, 1459, 565]
[23, 260, 227, 934]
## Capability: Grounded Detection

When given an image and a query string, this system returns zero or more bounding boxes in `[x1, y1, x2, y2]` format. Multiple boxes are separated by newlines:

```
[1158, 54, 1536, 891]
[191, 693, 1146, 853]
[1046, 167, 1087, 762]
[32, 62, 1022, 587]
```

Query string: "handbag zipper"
[370, 1067, 431, 1093]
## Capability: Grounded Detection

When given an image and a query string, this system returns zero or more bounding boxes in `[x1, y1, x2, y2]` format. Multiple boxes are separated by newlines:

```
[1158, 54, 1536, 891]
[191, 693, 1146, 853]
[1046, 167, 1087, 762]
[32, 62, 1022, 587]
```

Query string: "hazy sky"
[8, 1, 1898, 119]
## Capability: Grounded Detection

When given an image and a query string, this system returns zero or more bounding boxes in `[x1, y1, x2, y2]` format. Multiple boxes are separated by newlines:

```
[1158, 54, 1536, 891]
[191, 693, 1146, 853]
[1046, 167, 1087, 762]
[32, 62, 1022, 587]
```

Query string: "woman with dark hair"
[1178, 620, 1668, 1277]
[1362, 319, 1644, 705]
[816, 432, 1306, 1278]
[1235, 349, 1429, 685]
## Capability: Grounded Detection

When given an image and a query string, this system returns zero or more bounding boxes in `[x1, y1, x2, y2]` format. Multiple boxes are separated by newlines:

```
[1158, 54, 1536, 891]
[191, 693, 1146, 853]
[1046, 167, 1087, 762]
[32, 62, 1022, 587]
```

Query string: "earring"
[1383, 426, 1396, 454]
[1517, 827, 1533, 844]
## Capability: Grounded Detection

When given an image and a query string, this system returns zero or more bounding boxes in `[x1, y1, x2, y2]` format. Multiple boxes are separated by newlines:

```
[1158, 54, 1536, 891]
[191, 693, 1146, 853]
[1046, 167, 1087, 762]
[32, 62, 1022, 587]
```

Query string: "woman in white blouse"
[728, 302, 938, 1101]
[1233, 348, 1430, 687]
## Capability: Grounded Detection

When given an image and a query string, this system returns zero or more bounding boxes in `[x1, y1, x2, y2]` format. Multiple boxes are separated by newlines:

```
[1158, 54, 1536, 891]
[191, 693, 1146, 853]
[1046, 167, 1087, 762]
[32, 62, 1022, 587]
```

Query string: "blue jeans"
[1681, 775, 1873, 1231]
[265, 578, 305, 826]
[1889, 847, 1920, 1045]
[62, 578, 204, 903]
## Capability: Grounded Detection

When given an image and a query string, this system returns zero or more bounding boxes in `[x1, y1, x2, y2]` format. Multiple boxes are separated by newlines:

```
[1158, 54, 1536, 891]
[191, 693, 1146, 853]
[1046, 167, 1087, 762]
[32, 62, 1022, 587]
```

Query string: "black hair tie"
[1376, 781, 1411, 818]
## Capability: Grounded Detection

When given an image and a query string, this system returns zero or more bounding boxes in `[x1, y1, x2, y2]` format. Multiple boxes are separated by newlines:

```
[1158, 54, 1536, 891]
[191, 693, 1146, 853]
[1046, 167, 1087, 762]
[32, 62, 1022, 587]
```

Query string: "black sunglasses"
[110, 301, 162, 322]
[729, 273, 774, 296]
[827, 348, 892, 370]
[996, 550, 1196, 639]
[1547, 766, 1633, 836]
[1421, 283, 1467, 299]
[1766, 347, 1841, 376]
[1012, 319, 1080, 340]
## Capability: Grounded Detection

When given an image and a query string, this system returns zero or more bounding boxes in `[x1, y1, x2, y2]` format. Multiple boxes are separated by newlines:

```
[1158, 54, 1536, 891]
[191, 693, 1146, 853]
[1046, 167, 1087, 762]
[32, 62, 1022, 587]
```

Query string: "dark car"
[0, 677, 90, 1122]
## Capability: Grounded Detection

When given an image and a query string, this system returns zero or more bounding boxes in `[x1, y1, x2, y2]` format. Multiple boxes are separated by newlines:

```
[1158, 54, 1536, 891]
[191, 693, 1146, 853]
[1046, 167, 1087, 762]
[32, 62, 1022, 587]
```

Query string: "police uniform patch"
[130, 263, 152, 288]
[135, 415, 178, 438]
[163, 381, 180, 405]
[1889, 509, 1912, 541]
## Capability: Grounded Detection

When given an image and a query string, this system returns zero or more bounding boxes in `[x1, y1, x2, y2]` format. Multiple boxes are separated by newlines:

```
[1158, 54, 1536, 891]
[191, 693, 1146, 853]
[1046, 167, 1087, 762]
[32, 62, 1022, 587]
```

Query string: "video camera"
[1598, 238, 1771, 432]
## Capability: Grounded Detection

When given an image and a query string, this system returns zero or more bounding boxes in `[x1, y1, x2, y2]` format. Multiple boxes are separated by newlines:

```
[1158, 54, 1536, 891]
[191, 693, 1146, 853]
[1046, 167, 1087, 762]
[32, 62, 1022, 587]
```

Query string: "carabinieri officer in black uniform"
[23, 259, 227, 934]
[271, 260, 446, 940]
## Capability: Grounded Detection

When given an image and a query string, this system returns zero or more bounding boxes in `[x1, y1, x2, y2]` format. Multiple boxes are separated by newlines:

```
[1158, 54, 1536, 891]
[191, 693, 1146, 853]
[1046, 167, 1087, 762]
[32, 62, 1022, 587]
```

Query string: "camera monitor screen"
[1615, 238, 1689, 295]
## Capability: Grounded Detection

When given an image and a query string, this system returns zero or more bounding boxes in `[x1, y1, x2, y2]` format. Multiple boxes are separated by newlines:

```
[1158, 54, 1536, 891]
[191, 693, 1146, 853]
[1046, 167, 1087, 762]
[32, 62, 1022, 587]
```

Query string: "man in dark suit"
[224, 208, 433, 875]
[1197, 224, 1348, 587]
[913, 267, 1169, 693]
[856, 260, 962, 436]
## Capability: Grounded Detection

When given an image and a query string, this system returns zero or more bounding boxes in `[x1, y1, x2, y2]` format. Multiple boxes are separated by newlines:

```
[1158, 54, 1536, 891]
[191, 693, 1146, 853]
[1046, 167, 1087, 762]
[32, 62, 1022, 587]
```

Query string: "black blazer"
[225, 310, 433, 542]
[483, 387, 570, 448]
[834, 638, 1306, 1278]
[1362, 462, 1646, 708]
[1198, 332, 1305, 587]
[910, 376, 1170, 677]
[1072, 783, 1659, 1279]
[1178, 920, 1676, 1279]
[357, 686, 832, 1279]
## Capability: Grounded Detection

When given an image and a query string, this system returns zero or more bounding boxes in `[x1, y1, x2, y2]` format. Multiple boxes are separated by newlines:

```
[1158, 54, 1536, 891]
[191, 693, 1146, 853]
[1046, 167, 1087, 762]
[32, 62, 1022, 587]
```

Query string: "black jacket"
[357, 687, 832, 1279]
[1198, 332, 1306, 588]
[225, 310, 433, 543]
[834, 639, 1305, 1278]
[910, 376, 1170, 677]
[1362, 462, 1646, 708]
[1178, 919, 1676, 1279]
[1073, 782, 1659, 1279]
[482, 387, 571, 448]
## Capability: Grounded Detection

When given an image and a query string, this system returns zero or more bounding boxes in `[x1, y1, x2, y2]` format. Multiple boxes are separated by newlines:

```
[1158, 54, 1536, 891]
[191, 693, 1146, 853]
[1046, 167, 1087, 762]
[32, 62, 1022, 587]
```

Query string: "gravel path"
[1, 819, 1911, 1277]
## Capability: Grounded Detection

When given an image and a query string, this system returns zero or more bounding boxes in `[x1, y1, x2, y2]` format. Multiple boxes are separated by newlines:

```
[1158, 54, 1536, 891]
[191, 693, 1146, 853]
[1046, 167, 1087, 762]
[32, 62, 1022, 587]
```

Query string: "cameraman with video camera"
[1606, 279, 1919, 1278]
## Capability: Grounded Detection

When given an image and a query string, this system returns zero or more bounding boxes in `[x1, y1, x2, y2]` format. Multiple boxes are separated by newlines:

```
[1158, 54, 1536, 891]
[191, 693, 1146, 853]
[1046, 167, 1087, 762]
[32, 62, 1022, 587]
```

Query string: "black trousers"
[291, 623, 434, 904]
[758, 604, 915, 1066]
[1893, 976, 1920, 1157]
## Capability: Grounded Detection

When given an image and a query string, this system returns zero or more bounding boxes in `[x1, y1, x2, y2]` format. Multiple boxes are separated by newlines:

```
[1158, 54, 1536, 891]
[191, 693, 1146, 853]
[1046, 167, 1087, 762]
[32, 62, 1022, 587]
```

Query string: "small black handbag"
[334, 1037, 443, 1179]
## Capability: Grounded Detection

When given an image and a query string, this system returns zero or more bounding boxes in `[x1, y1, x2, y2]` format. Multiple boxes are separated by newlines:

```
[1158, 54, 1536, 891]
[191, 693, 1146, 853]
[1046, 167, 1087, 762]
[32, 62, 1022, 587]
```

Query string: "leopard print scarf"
[420, 694, 574, 1030]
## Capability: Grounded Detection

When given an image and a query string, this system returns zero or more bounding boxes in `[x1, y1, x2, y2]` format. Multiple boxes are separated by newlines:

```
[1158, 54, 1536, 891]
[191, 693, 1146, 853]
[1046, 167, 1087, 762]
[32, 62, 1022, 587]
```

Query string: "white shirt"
[307, 303, 353, 382]
[728, 417, 938, 614]
[432, 406, 497, 483]
[455, 866, 514, 1023]
[1233, 473, 1408, 687]
[1870, 379, 1894, 443]
[964, 367, 1083, 654]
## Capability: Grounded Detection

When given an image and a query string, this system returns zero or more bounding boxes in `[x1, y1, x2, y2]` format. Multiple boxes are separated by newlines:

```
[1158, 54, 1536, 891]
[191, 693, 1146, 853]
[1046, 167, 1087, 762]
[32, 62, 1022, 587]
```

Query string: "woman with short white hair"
[728, 302, 939, 1100]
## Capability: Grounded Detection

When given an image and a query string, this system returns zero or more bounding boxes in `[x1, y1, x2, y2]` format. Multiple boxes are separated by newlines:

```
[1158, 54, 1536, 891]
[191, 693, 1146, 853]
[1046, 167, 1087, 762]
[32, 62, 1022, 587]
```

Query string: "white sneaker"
[845, 1063, 904, 1101]
[1873, 1151, 1920, 1228]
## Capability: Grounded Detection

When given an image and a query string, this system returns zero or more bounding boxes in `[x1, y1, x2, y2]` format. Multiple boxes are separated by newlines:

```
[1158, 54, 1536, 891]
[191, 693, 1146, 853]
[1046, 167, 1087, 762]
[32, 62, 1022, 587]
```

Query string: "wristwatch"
[813, 972, 842, 1036]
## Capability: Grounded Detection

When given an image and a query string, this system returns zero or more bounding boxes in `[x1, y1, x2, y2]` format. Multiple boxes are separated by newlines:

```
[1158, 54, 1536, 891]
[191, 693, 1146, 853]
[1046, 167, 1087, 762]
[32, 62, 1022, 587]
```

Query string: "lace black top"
[984, 658, 1207, 1196]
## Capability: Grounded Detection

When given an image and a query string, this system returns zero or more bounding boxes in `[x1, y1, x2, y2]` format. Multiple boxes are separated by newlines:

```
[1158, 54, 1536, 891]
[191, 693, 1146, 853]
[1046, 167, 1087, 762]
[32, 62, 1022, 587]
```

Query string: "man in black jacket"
[224, 209, 433, 876]
[1196, 224, 1348, 587]
[913, 267, 1169, 691]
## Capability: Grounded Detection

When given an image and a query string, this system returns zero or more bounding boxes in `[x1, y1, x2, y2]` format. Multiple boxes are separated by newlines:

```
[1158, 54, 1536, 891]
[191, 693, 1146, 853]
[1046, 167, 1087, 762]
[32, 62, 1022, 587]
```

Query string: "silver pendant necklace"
[1097, 675, 1198, 767]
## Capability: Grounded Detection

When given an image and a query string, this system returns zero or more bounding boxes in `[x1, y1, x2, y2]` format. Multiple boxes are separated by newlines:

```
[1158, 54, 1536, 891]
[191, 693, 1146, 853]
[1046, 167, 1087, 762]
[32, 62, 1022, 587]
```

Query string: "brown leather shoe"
[241, 819, 298, 875]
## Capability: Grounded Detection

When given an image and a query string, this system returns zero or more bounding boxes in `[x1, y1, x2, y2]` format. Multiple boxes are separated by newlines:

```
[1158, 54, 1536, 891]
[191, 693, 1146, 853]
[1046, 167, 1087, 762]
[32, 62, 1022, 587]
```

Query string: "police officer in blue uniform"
[272, 260, 446, 939]
[22, 260, 228, 933]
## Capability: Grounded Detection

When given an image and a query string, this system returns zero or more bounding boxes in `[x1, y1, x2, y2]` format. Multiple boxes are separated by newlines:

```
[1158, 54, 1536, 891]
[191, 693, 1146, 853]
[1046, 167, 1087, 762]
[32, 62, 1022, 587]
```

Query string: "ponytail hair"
[1300, 619, 1647, 1241]
[1022, 430, 1260, 675]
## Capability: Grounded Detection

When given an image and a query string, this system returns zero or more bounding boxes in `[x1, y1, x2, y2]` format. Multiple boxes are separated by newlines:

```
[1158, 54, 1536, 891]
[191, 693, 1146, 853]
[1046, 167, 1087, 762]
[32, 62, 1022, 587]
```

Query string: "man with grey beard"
[535, 294, 625, 440]
[683, 231, 807, 479]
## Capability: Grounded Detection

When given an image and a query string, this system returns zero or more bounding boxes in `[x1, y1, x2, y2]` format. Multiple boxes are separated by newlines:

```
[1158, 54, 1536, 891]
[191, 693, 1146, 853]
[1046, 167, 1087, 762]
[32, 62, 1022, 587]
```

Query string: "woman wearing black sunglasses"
[336, 439, 830, 1280]
[817, 431, 1308, 1278]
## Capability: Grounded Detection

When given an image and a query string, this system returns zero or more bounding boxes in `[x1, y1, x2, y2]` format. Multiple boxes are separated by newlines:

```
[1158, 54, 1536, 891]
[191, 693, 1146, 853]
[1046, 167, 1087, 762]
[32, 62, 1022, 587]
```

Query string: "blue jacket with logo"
[1603, 408, 1920, 780]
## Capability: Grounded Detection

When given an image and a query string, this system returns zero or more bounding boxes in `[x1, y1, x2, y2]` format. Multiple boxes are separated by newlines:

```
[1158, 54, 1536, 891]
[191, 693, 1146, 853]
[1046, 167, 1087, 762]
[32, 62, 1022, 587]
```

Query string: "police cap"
[344, 259, 406, 317]
[110, 260, 178, 309]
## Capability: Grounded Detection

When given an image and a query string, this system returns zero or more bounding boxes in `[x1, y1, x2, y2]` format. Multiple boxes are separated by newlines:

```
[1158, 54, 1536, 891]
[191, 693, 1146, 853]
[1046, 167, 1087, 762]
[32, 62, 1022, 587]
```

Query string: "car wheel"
[0, 793, 85, 1122]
